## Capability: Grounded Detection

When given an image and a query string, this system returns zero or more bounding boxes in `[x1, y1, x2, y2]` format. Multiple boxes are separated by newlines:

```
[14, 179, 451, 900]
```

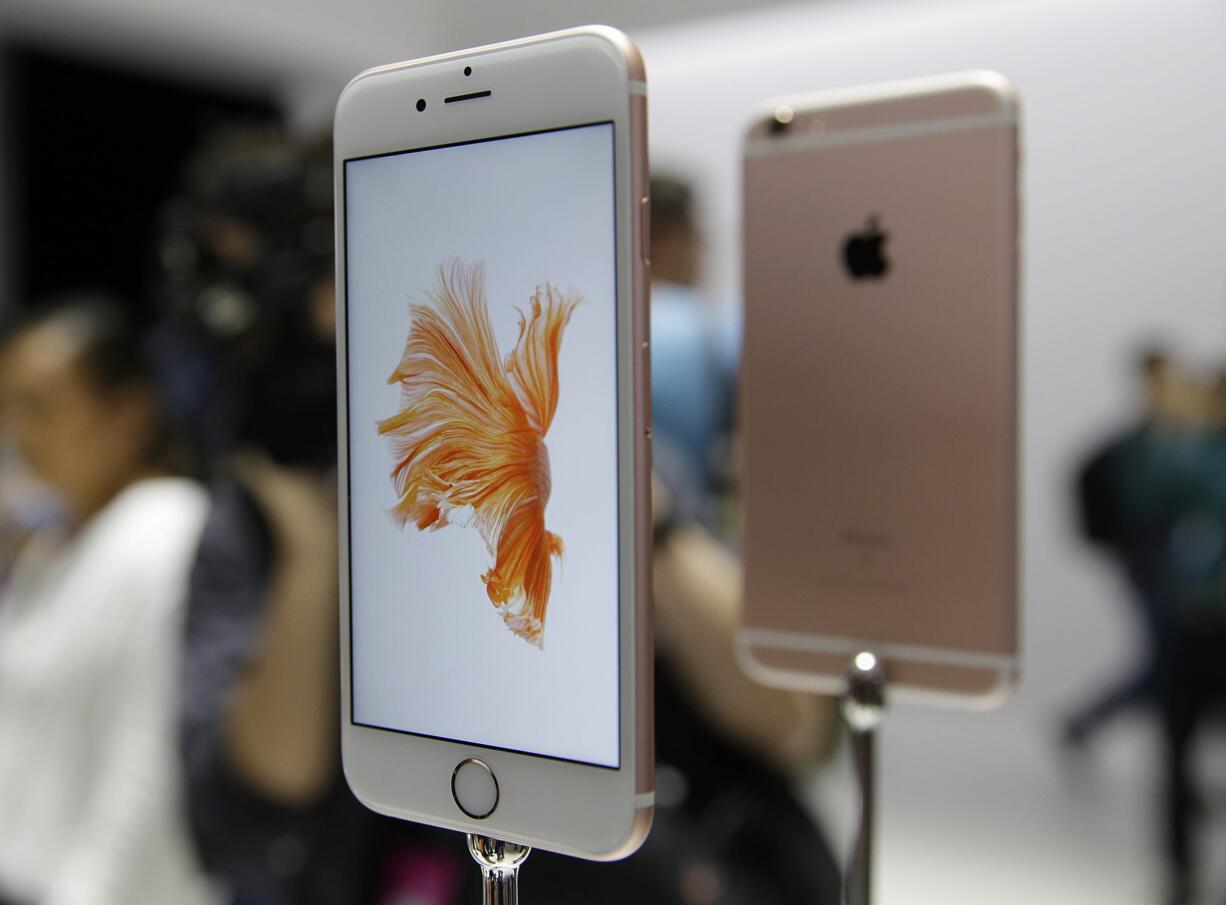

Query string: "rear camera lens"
[463, 66, 472, 77]
[416, 98, 426, 112]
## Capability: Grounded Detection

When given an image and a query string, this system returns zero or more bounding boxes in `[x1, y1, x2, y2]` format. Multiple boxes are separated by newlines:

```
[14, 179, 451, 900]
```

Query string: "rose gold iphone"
[738, 72, 1020, 705]
[334, 27, 652, 857]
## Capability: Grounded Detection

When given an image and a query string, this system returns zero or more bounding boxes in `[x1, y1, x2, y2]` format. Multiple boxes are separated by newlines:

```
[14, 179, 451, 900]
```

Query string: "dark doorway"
[1, 44, 280, 315]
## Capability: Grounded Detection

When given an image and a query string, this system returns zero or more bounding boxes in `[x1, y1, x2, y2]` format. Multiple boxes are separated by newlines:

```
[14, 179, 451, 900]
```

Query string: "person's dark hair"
[1134, 343, 1169, 379]
[2, 294, 196, 475]
[650, 174, 694, 235]
[4, 296, 152, 390]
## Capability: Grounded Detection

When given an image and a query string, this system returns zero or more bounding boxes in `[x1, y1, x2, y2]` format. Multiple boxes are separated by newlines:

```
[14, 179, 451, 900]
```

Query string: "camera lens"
[770, 104, 794, 135]
[416, 99, 426, 112]
[463, 66, 472, 77]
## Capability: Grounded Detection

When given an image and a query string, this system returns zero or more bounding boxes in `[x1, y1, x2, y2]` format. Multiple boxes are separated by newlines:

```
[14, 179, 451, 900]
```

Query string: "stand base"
[468, 834, 531, 905]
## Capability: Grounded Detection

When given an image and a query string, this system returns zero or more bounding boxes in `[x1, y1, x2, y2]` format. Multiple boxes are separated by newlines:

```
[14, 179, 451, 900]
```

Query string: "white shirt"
[0, 478, 221, 905]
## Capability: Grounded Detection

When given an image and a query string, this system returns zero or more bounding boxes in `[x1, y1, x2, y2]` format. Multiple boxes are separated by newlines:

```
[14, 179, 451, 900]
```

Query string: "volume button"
[641, 338, 652, 443]
[639, 196, 651, 266]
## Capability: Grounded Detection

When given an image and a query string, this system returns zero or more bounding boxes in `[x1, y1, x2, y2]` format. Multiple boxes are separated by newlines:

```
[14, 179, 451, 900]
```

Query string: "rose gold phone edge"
[333, 26, 653, 858]
[736, 71, 1021, 708]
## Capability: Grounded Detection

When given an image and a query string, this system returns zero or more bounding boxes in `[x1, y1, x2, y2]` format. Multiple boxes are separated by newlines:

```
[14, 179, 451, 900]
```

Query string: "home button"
[452, 758, 499, 819]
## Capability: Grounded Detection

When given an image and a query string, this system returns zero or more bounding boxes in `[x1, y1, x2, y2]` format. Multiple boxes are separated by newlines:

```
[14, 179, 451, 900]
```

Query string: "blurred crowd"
[0, 127, 840, 905]
[1069, 348, 1226, 905]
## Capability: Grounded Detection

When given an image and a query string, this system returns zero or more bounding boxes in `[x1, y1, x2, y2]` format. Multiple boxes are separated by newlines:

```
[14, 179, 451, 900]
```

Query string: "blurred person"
[0, 298, 218, 905]
[1065, 347, 1181, 745]
[649, 175, 738, 534]
[1068, 346, 1226, 902]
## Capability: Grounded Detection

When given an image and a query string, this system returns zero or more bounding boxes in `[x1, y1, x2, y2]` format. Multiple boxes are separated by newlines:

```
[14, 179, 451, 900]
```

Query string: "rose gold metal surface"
[739, 72, 1020, 703]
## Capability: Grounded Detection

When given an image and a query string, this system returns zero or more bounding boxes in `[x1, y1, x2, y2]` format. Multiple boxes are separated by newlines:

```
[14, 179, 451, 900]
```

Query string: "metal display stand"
[468, 834, 532, 905]
[841, 652, 887, 905]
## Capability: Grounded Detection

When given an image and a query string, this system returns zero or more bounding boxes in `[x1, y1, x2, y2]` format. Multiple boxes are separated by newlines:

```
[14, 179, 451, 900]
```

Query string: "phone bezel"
[334, 27, 652, 859]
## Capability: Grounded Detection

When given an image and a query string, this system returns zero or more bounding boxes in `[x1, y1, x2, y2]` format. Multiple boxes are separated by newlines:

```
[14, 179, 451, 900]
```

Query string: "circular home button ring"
[452, 758, 499, 819]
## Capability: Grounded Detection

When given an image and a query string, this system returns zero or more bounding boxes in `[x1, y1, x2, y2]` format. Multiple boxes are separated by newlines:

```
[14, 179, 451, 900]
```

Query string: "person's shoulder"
[183, 474, 276, 605]
[1079, 423, 1141, 472]
[48, 478, 211, 621]
[196, 475, 273, 561]
[94, 477, 210, 560]
[109, 476, 208, 523]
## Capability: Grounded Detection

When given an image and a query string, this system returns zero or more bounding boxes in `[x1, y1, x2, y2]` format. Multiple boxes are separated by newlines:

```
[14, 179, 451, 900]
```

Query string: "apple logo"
[842, 215, 889, 280]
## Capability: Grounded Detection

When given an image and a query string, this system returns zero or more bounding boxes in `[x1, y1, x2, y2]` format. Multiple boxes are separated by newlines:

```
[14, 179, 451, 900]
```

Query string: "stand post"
[468, 834, 531, 905]
[841, 651, 887, 905]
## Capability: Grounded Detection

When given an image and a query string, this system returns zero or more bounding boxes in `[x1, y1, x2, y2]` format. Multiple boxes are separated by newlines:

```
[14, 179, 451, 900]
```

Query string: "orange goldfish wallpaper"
[378, 260, 580, 647]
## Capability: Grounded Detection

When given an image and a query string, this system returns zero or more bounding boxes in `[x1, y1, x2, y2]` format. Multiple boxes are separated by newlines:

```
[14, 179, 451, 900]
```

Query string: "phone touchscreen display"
[344, 123, 620, 768]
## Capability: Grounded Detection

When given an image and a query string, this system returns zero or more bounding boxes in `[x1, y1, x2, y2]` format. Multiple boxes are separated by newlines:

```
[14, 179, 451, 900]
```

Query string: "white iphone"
[334, 27, 653, 859]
